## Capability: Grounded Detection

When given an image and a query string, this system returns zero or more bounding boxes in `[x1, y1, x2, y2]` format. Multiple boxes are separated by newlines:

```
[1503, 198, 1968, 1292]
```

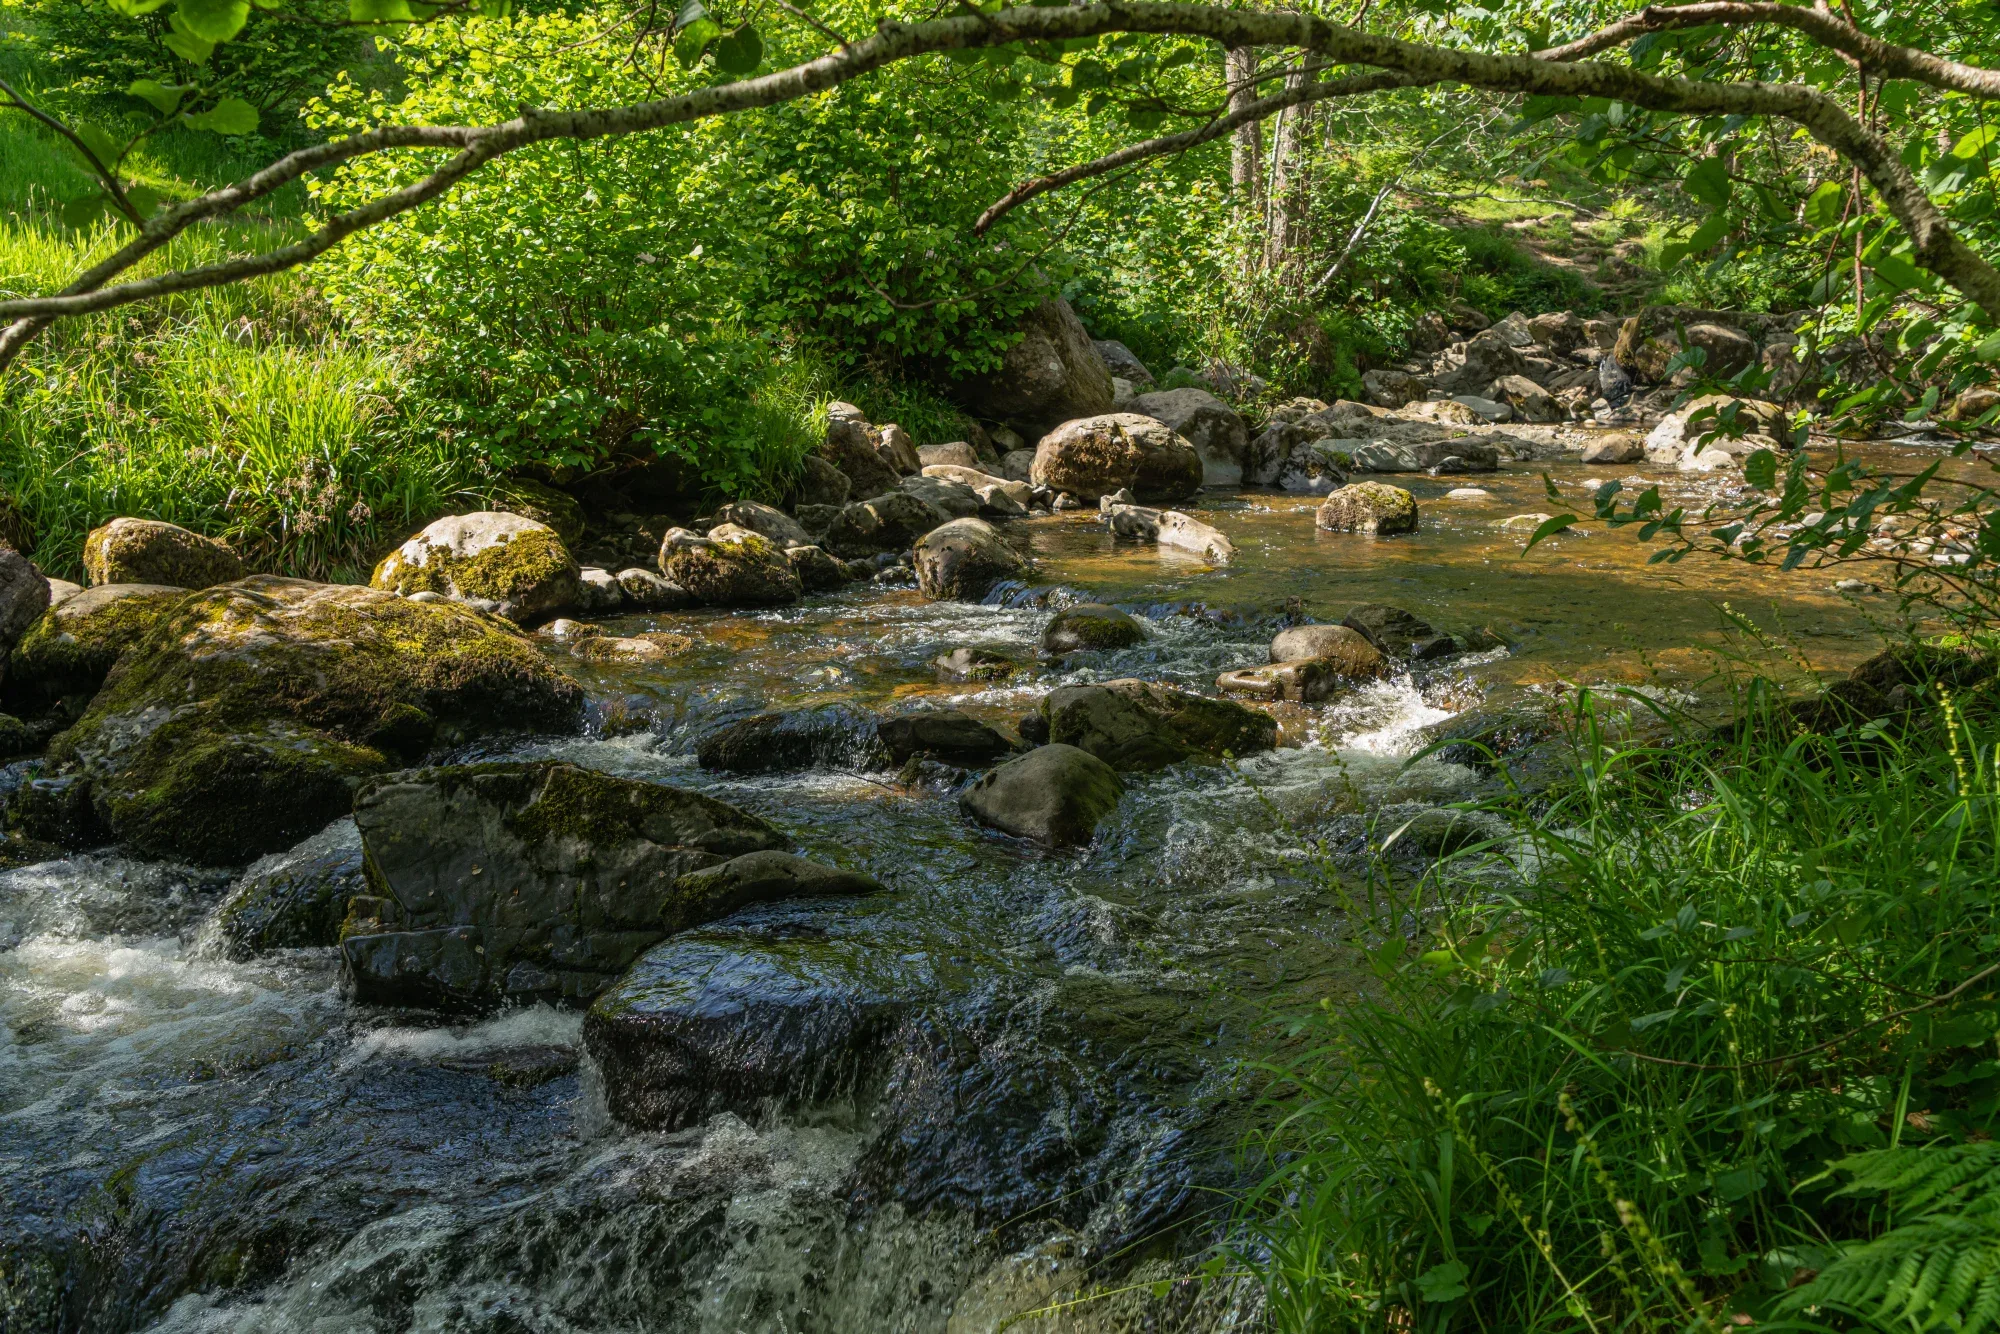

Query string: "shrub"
[309, 3, 1052, 490]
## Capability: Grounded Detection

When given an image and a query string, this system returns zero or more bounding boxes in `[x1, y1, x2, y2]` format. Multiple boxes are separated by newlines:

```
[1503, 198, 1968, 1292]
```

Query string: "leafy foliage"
[1241, 672, 2000, 1330]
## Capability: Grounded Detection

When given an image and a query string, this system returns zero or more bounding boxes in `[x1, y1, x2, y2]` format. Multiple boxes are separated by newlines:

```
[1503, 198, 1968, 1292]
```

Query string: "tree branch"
[974, 68, 1421, 234]
[2, 0, 1998, 368]
[1536, 2, 2000, 101]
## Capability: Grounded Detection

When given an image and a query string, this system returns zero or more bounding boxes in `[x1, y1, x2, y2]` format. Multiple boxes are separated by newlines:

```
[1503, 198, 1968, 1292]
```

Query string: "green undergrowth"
[1241, 654, 2000, 1331]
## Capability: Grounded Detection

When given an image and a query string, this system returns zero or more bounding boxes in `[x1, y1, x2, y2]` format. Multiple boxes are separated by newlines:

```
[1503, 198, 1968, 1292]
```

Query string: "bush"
[309, 3, 1053, 491]
[1242, 664, 2000, 1330]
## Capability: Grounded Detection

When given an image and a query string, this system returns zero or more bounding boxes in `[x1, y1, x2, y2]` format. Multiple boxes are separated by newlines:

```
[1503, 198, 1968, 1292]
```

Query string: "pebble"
[1444, 488, 1490, 500]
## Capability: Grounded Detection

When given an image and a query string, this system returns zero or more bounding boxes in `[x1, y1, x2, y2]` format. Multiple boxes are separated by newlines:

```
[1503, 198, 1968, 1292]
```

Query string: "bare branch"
[1537, 2, 2000, 100]
[975, 69, 1422, 234]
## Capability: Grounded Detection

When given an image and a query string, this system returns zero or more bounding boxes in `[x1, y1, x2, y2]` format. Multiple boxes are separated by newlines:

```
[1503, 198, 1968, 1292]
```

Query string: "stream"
[0, 448, 1911, 1332]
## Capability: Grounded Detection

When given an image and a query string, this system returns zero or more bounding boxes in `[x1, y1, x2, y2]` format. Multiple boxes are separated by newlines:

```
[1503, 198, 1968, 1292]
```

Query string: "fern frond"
[1789, 1144, 2000, 1334]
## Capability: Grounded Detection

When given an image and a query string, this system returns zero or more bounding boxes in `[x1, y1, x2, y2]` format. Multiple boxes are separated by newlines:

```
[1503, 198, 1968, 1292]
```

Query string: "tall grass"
[1242, 658, 2000, 1330]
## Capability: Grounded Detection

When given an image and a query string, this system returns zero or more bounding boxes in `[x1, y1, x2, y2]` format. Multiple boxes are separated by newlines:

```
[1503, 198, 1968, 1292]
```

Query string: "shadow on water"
[0, 451, 1919, 1332]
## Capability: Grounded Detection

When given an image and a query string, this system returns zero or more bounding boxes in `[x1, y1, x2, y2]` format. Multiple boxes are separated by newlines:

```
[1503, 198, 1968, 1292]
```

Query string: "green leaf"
[1522, 513, 1578, 551]
[125, 184, 165, 219]
[175, 0, 250, 43]
[1973, 331, 2000, 362]
[1866, 248, 1925, 292]
[60, 193, 108, 228]
[1952, 125, 1998, 161]
[1415, 1260, 1470, 1303]
[163, 13, 216, 63]
[1685, 155, 1734, 209]
[711, 24, 763, 74]
[1803, 181, 1845, 230]
[71, 123, 122, 170]
[350, 0, 414, 19]
[183, 97, 259, 134]
[126, 79, 190, 116]
[674, 14, 722, 67]
[108, 0, 171, 14]
[1743, 448, 1778, 489]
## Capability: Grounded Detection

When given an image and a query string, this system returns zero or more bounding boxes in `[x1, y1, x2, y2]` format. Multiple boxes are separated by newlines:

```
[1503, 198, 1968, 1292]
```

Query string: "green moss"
[87, 705, 386, 863]
[5, 587, 189, 714]
[374, 526, 575, 604]
[46, 577, 583, 862]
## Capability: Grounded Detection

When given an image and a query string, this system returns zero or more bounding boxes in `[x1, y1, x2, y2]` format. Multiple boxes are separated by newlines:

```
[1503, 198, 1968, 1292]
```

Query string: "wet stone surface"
[0, 446, 1932, 1332]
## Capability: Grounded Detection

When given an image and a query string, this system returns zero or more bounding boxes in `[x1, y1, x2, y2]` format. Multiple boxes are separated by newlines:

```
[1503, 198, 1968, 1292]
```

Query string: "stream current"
[0, 450, 1914, 1332]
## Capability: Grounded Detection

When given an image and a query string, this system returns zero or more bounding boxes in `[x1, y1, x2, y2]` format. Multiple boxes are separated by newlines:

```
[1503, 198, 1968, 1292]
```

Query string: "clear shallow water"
[0, 450, 1918, 1332]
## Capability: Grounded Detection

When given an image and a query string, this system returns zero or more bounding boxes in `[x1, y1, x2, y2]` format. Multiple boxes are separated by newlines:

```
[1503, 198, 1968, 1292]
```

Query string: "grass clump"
[1241, 657, 2000, 1331]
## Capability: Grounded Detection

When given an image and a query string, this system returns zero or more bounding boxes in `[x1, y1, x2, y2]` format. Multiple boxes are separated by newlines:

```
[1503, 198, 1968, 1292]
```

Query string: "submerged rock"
[935, 645, 1020, 682]
[1030, 414, 1203, 503]
[211, 817, 365, 958]
[912, 517, 1026, 601]
[1041, 679, 1277, 770]
[959, 743, 1124, 847]
[342, 760, 791, 1009]
[83, 518, 244, 591]
[1102, 503, 1234, 564]
[42, 576, 582, 864]
[587, 921, 921, 1130]
[697, 705, 891, 774]
[876, 708, 1014, 766]
[1342, 604, 1457, 661]
[371, 511, 581, 624]
[1041, 602, 1145, 656]
[1269, 623, 1388, 677]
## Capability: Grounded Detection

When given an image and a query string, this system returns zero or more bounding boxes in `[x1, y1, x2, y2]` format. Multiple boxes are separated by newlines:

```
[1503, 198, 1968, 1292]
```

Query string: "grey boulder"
[959, 743, 1124, 847]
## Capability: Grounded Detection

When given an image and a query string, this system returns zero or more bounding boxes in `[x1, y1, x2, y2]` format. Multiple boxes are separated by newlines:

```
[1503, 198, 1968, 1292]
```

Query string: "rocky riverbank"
[0, 294, 1974, 1333]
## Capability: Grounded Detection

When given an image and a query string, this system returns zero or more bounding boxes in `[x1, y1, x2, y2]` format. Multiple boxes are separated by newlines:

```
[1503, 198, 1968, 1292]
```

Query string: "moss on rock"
[4, 583, 190, 718]
[46, 576, 582, 863]
[83, 518, 243, 589]
[371, 512, 582, 624]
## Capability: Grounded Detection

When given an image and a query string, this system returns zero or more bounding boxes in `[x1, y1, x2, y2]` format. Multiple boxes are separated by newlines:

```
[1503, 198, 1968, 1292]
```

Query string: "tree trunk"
[1226, 45, 1264, 219]
[1263, 61, 1315, 281]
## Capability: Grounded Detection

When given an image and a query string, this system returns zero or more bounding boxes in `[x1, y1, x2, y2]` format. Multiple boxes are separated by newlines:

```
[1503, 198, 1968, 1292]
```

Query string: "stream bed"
[0, 450, 1910, 1332]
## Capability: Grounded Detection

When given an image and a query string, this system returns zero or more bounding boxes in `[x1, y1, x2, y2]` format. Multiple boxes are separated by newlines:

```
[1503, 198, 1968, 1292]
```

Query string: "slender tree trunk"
[1226, 45, 1265, 216]
[1264, 60, 1315, 281]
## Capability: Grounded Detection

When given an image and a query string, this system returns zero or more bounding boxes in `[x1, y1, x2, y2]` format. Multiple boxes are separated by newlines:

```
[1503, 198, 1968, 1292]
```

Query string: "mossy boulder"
[1030, 413, 1203, 502]
[912, 517, 1026, 601]
[83, 518, 243, 589]
[1041, 602, 1146, 656]
[4, 583, 189, 719]
[341, 760, 812, 1009]
[371, 511, 583, 625]
[1041, 678, 1277, 771]
[1315, 482, 1418, 536]
[211, 817, 367, 958]
[659, 525, 802, 607]
[43, 576, 583, 864]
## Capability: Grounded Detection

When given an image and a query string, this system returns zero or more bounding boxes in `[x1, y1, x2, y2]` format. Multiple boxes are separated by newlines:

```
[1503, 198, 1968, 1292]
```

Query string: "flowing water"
[0, 449, 1920, 1333]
